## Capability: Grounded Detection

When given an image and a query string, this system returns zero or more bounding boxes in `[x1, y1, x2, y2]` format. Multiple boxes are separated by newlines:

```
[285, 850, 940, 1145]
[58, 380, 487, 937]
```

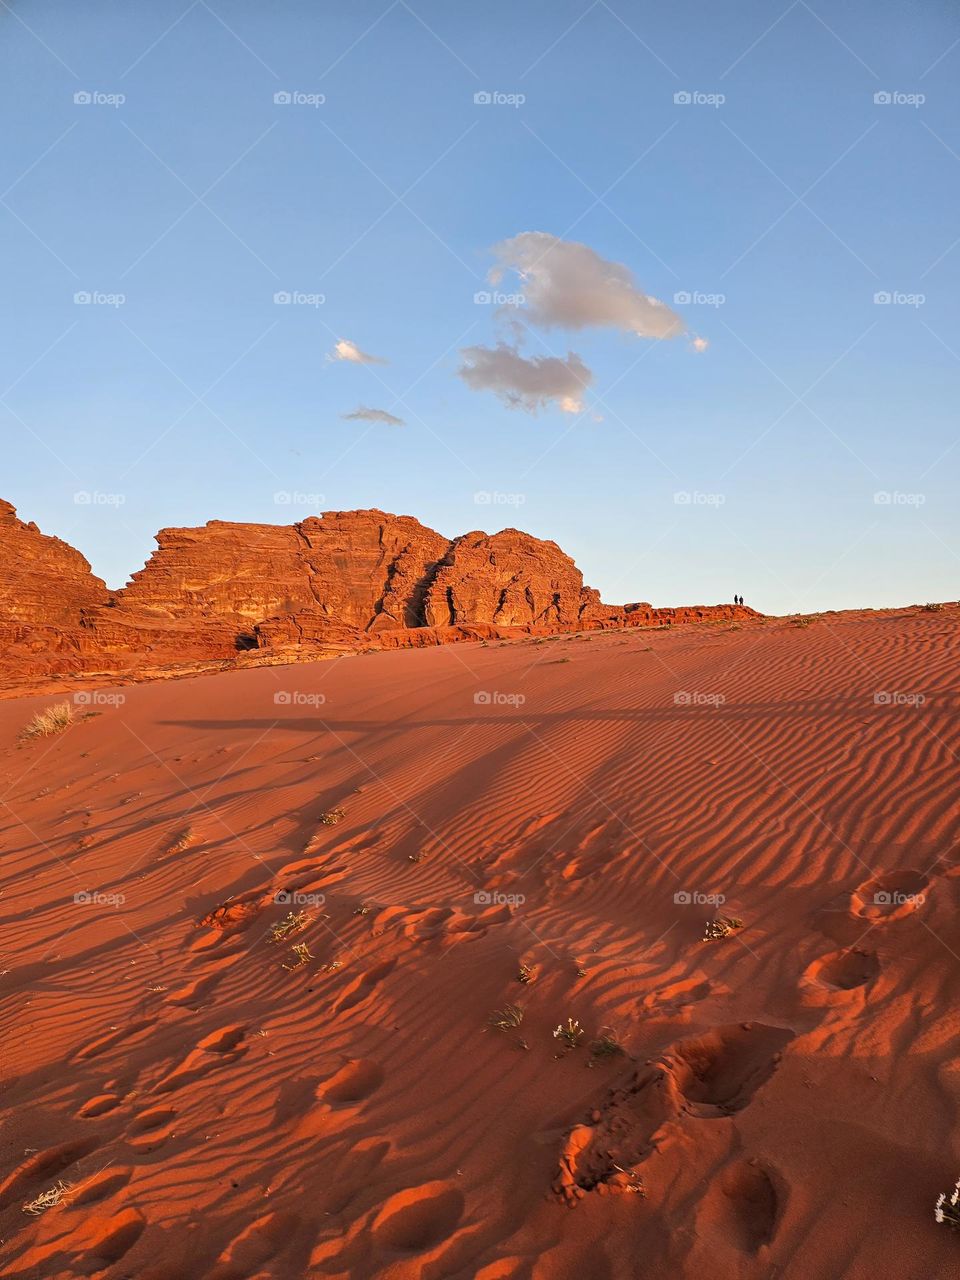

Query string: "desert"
[1, 586, 959, 1276]
[4, 1, 959, 1275]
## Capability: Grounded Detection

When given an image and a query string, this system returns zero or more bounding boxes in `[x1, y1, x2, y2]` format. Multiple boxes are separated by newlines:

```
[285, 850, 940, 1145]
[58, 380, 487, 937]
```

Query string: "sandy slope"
[0, 608, 958, 1279]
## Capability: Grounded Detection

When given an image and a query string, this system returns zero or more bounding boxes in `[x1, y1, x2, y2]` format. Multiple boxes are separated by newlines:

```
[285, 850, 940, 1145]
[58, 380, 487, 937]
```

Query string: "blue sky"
[3, 0, 959, 613]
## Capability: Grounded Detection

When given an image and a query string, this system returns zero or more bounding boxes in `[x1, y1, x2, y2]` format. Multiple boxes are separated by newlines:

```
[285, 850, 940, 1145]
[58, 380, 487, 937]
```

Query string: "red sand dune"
[1, 605, 958, 1277]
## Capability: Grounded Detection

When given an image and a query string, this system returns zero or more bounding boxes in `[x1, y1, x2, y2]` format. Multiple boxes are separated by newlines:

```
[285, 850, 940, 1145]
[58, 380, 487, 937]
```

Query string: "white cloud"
[457, 342, 592, 414]
[341, 405, 405, 425]
[329, 338, 387, 365]
[490, 231, 684, 340]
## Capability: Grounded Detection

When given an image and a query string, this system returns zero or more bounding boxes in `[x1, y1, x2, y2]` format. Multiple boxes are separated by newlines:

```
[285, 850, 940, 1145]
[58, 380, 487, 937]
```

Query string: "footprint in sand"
[850, 870, 929, 922]
[74, 1018, 155, 1062]
[699, 1158, 781, 1254]
[322, 1058, 384, 1105]
[0, 1137, 102, 1210]
[69, 1166, 132, 1206]
[371, 1182, 465, 1252]
[800, 948, 880, 1005]
[207, 1209, 300, 1280]
[665, 1023, 795, 1118]
[76, 1093, 122, 1119]
[554, 1023, 794, 1202]
[68, 1207, 146, 1276]
[127, 1107, 178, 1151]
[333, 959, 396, 1015]
[154, 1024, 247, 1094]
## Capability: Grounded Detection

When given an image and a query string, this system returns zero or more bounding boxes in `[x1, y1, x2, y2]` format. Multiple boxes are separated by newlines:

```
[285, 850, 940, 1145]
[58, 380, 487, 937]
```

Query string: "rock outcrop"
[0, 500, 761, 692]
[423, 529, 584, 629]
[0, 500, 108, 625]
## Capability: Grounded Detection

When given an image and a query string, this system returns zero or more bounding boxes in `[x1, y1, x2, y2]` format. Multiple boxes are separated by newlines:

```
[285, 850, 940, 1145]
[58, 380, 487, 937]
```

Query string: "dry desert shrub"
[269, 910, 309, 943]
[22, 1180, 73, 1215]
[20, 702, 73, 741]
[489, 1004, 524, 1032]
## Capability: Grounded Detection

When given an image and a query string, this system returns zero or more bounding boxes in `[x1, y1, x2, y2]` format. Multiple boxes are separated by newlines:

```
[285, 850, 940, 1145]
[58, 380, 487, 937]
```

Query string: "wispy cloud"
[458, 342, 591, 414]
[341, 405, 405, 426]
[329, 338, 387, 365]
[490, 231, 684, 339]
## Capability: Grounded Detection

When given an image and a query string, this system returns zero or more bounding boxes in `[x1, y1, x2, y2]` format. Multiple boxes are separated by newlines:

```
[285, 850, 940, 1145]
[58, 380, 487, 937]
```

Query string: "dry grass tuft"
[488, 1004, 524, 1032]
[282, 942, 313, 970]
[20, 702, 73, 741]
[589, 1027, 625, 1060]
[702, 915, 744, 941]
[269, 910, 309, 943]
[22, 1180, 73, 1215]
[165, 826, 196, 855]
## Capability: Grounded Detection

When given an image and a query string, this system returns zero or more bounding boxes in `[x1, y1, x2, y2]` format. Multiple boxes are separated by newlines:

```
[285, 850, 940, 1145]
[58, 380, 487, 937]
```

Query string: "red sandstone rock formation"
[0, 500, 761, 692]
[115, 510, 450, 633]
[0, 499, 108, 626]
[423, 529, 584, 629]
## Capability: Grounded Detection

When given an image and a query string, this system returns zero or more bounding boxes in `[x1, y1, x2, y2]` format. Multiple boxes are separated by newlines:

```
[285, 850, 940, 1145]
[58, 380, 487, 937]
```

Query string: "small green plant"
[489, 1004, 524, 1032]
[589, 1027, 625, 1060]
[20, 702, 73, 741]
[702, 915, 744, 941]
[269, 910, 308, 943]
[553, 1018, 585, 1051]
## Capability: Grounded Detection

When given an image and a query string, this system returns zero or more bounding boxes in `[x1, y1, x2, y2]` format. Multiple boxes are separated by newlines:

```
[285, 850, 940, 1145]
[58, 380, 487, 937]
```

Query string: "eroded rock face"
[0, 500, 108, 626]
[424, 529, 584, 629]
[115, 510, 450, 632]
[0, 500, 761, 691]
